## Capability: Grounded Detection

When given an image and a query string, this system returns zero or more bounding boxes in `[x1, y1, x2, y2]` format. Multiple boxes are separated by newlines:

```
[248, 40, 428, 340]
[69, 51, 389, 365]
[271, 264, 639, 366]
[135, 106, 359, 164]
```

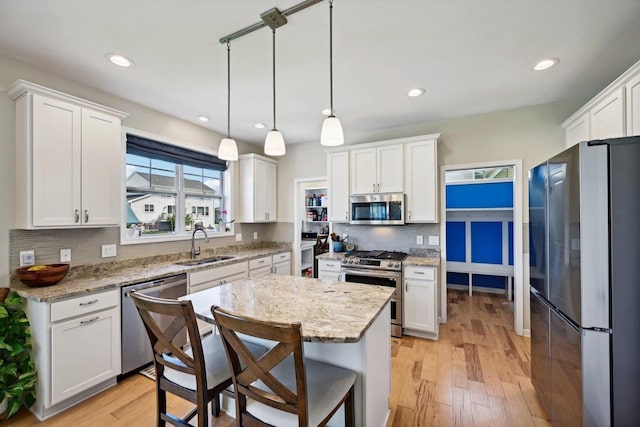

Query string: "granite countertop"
[182, 274, 395, 343]
[403, 256, 440, 267]
[316, 252, 347, 261]
[12, 245, 291, 303]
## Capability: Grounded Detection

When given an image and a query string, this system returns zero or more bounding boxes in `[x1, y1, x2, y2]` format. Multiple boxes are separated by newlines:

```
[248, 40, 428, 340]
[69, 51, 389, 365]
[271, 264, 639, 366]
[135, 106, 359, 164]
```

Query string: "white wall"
[0, 53, 258, 284]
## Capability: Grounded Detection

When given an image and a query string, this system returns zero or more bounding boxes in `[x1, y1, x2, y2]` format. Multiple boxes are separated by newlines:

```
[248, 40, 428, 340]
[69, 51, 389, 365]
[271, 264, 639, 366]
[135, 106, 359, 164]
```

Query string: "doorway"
[293, 177, 328, 278]
[439, 160, 525, 336]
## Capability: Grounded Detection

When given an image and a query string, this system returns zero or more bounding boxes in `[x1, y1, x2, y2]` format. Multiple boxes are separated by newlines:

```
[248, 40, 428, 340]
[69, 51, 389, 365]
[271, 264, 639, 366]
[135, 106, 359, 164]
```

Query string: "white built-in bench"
[445, 261, 514, 300]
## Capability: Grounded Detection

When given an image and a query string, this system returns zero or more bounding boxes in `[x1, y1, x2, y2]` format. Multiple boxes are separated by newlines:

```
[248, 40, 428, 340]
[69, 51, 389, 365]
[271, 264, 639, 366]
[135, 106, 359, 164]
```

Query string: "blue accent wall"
[446, 182, 513, 209]
[446, 222, 466, 262]
[471, 222, 502, 264]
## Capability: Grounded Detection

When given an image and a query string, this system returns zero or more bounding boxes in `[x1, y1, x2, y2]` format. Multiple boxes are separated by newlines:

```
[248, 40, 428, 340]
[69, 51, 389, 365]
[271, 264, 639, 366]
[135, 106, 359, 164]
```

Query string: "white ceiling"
[1, 0, 640, 146]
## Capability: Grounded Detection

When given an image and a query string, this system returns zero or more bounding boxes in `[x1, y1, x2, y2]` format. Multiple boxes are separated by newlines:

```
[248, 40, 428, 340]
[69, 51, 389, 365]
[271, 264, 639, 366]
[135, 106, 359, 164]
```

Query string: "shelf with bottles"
[304, 189, 327, 209]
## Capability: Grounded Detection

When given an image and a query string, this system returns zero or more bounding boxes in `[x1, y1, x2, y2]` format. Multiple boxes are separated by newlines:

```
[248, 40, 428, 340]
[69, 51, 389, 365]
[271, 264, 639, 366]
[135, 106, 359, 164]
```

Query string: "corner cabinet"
[563, 58, 640, 147]
[7, 80, 128, 229]
[238, 154, 277, 223]
[403, 265, 438, 339]
[404, 137, 439, 222]
[24, 289, 121, 420]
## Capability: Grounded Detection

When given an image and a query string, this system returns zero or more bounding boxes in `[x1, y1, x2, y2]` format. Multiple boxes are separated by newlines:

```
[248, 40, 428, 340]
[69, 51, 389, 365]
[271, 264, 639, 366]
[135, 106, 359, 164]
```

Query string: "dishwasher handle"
[123, 275, 187, 298]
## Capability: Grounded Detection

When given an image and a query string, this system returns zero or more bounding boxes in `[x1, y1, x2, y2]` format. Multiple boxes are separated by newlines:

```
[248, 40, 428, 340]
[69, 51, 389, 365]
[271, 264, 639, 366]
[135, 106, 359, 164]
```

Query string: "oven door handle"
[341, 268, 400, 280]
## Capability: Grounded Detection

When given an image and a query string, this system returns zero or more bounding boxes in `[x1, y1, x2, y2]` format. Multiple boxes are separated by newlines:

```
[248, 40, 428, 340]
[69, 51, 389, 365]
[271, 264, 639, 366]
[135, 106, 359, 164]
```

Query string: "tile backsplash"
[9, 223, 268, 270]
[331, 223, 441, 253]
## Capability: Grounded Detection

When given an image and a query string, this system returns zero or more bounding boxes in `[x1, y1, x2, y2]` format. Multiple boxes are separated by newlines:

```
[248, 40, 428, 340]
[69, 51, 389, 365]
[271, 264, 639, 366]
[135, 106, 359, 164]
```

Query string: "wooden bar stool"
[130, 292, 266, 427]
[212, 305, 356, 427]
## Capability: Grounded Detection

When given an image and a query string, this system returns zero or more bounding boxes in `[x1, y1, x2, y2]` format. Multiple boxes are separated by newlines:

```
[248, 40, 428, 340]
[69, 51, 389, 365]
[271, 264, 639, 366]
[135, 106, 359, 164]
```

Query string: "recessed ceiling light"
[105, 53, 134, 67]
[197, 115, 209, 122]
[533, 57, 559, 71]
[321, 109, 332, 115]
[408, 88, 425, 97]
[254, 123, 267, 129]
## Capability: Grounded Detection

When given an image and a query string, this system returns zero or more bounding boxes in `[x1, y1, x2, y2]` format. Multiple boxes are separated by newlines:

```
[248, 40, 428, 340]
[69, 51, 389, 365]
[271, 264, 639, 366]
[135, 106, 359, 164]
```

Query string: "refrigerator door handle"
[583, 326, 613, 334]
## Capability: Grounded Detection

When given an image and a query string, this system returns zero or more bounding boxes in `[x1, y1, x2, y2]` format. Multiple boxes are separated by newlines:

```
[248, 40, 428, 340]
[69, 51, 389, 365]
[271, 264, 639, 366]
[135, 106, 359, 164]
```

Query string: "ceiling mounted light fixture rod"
[218, 41, 239, 161]
[219, 0, 323, 44]
[264, 28, 286, 156]
[320, 0, 344, 146]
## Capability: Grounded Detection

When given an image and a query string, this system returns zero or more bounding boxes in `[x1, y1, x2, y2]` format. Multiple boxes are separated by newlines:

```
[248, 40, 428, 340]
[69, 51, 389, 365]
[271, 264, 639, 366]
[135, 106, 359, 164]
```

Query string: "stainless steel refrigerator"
[529, 136, 640, 426]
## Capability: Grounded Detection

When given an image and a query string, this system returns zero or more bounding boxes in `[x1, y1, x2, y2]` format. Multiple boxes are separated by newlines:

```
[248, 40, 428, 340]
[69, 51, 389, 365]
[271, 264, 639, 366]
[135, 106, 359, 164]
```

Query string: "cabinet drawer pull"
[326, 263, 335, 267]
[405, 281, 408, 292]
[258, 260, 265, 264]
[74, 209, 80, 223]
[345, 212, 348, 220]
[373, 183, 376, 192]
[79, 299, 99, 306]
[80, 316, 100, 325]
[84, 209, 89, 222]
[414, 271, 425, 275]
[408, 210, 412, 219]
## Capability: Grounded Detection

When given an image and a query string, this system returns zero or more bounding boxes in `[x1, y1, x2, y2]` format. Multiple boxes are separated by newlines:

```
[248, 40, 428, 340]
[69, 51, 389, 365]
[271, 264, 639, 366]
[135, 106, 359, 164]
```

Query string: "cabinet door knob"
[84, 209, 89, 223]
[75, 209, 80, 223]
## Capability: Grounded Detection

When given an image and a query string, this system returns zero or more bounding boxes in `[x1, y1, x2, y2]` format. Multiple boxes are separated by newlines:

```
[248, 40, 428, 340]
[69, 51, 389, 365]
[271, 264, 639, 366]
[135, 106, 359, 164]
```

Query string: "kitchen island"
[181, 274, 394, 427]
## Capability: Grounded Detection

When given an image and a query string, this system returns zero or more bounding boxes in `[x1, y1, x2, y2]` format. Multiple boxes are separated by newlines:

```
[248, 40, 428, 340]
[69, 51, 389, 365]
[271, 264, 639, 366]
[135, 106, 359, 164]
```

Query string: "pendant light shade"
[320, 0, 344, 147]
[320, 116, 344, 147]
[264, 130, 286, 156]
[218, 41, 239, 161]
[264, 29, 286, 156]
[218, 137, 238, 161]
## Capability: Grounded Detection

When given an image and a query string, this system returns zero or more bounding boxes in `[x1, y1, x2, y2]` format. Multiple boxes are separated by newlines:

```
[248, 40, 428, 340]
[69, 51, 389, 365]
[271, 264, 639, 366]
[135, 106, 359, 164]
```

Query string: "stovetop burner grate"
[344, 250, 408, 261]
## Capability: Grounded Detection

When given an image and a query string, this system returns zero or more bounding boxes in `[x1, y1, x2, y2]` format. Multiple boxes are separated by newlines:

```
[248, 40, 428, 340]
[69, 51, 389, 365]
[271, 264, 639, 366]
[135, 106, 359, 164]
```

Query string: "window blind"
[126, 134, 227, 171]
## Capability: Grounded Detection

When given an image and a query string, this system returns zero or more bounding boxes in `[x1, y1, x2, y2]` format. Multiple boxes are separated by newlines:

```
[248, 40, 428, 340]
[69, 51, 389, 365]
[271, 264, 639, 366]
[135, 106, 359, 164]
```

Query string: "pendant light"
[264, 28, 286, 156]
[218, 41, 239, 161]
[320, 0, 344, 147]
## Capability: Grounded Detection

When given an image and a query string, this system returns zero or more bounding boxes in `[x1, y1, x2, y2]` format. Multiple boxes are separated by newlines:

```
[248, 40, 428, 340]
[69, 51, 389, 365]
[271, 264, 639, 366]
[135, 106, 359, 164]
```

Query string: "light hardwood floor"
[387, 290, 550, 427]
[8, 289, 548, 427]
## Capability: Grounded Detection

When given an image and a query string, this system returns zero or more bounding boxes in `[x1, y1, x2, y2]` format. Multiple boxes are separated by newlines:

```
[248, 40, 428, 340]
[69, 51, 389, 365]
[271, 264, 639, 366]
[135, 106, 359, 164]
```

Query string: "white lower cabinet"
[188, 262, 248, 335]
[403, 266, 438, 339]
[272, 252, 291, 275]
[249, 256, 273, 278]
[25, 289, 121, 420]
[318, 259, 342, 281]
[51, 307, 120, 405]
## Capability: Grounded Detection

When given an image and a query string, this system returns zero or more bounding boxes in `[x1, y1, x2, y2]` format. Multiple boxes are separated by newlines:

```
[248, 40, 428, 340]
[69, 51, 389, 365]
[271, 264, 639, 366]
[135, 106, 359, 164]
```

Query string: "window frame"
[120, 127, 235, 245]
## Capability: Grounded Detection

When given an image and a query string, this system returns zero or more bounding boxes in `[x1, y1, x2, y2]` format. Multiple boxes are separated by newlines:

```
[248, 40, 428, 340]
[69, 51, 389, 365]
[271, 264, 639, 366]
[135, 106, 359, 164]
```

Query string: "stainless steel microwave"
[350, 193, 405, 225]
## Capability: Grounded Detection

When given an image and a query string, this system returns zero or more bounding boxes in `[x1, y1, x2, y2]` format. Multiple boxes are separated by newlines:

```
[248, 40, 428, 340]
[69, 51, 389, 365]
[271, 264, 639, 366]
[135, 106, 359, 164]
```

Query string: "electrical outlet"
[101, 244, 117, 258]
[19, 250, 35, 267]
[253, 232, 258, 240]
[60, 249, 72, 262]
[416, 235, 424, 245]
[428, 235, 440, 246]
[235, 233, 242, 242]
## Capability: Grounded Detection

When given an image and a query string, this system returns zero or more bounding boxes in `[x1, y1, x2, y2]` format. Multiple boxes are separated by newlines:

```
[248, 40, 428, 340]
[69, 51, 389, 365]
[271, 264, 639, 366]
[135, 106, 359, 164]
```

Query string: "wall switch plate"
[101, 244, 117, 258]
[235, 233, 242, 242]
[253, 232, 258, 240]
[428, 235, 440, 246]
[60, 249, 72, 262]
[416, 235, 424, 245]
[19, 250, 35, 267]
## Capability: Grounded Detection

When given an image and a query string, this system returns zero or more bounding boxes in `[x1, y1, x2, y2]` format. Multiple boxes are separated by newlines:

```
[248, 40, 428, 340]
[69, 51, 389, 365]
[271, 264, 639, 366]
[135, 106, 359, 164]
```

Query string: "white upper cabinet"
[9, 80, 127, 229]
[590, 87, 625, 140]
[327, 151, 350, 222]
[563, 59, 640, 145]
[350, 144, 403, 194]
[238, 153, 277, 223]
[626, 72, 640, 137]
[404, 137, 438, 223]
[81, 108, 122, 225]
[564, 112, 590, 149]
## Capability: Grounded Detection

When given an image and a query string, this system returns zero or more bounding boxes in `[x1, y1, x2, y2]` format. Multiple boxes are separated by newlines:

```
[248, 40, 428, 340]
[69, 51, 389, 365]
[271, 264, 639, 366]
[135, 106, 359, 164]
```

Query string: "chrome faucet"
[191, 225, 210, 259]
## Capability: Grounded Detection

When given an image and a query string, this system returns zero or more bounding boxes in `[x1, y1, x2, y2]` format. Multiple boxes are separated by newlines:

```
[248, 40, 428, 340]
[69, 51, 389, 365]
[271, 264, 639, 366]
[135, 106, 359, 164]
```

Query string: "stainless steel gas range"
[340, 250, 407, 337]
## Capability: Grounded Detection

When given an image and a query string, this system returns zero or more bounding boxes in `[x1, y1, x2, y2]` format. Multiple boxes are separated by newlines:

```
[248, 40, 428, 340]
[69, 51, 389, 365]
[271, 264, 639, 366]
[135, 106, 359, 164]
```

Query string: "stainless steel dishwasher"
[120, 273, 188, 376]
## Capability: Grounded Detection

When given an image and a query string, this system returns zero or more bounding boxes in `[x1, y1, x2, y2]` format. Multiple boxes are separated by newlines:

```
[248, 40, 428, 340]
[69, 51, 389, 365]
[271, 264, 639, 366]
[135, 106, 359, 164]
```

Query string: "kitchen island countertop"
[182, 273, 394, 343]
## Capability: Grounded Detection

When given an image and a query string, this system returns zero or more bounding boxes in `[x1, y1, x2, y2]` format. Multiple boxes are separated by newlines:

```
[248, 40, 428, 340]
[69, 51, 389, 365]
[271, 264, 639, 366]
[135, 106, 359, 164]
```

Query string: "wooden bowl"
[15, 264, 70, 287]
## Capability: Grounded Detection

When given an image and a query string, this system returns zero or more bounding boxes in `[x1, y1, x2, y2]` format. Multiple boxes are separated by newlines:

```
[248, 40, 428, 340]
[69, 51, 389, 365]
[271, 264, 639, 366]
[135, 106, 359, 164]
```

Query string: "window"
[124, 133, 230, 242]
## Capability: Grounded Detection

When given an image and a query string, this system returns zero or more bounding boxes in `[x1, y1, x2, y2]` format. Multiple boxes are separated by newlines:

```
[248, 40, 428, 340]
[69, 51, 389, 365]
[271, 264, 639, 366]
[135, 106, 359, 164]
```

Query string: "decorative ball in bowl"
[15, 264, 70, 287]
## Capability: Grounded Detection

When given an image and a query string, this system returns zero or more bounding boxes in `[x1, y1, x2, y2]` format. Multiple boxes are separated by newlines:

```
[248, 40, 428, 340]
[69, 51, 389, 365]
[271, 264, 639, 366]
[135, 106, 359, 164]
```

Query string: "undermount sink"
[175, 255, 234, 266]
